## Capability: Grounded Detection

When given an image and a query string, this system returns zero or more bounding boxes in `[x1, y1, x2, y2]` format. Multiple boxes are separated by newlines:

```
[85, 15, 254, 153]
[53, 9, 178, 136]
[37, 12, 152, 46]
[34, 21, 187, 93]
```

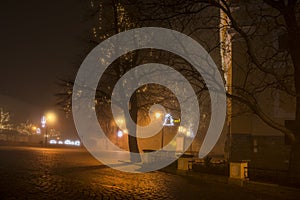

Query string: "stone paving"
[0, 146, 299, 200]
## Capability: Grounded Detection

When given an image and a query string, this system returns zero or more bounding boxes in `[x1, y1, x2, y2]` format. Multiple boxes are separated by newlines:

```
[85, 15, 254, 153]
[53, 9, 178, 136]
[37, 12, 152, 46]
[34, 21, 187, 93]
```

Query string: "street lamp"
[117, 130, 123, 138]
[117, 129, 123, 147]
[154, 112, 164, 148]
[46, 112, 56, 124]
[41, 116, 47, 146]
[154, 112, 171, 149]
[155, 112, 162, 119]
[41, 112, 57, 147]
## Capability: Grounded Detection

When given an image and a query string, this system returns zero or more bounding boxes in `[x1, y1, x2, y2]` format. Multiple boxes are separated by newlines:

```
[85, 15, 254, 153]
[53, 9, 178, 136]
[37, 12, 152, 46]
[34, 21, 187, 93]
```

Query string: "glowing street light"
[116, 118, 124, 124]
[117, 130, 123, 138]
[41, 111, 57, 147]
[116, 130, 124, 147]
[155, 112, 162, 119]
[46, 112, 56, 123]
[178, 126, 186, 133]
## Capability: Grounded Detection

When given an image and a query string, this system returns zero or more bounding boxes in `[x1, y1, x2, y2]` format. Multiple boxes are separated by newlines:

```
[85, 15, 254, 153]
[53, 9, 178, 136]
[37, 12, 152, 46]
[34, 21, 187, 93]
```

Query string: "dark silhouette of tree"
[125, 0, 300, 184]
[0, 108, 13, 131]
[57, 0, 193, 162]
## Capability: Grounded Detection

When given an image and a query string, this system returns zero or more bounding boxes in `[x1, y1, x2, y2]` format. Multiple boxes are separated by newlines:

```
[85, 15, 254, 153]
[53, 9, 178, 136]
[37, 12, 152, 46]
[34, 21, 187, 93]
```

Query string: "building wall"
[225, 1, 294, 170]
[231, 134, 290, 170]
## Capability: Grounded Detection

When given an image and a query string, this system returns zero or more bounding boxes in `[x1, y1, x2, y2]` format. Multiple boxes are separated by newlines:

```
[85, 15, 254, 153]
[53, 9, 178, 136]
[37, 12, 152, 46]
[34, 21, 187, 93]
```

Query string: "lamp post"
[161, 127, 165, 149]
[41, 116, 47, 147]
[41, 112, 56, 147]
[154, 112, 163, 149]
[115, 117, 125, 147]
[155, 112, 176, 149]
[117, 129, 123, 147]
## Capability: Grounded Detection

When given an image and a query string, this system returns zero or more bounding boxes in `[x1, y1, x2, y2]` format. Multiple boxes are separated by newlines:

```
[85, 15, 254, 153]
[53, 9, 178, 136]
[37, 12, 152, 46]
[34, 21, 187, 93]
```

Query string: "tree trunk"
[127, 92, 141, 162]
[283, 5, 300, 186]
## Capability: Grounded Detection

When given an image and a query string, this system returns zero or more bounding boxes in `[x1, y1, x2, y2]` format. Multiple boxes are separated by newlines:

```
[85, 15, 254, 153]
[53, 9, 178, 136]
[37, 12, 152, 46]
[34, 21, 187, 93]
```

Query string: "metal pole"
[161, 127, 164, 149]
[117, 131, 119, 146]
[44, 126, 47, 147]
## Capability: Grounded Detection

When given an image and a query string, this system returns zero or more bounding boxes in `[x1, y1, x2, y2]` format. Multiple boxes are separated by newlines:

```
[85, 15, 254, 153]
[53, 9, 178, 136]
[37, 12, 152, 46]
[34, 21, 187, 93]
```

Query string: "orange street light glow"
[45, 112, 57, 123]
[155, 112, 162, 119]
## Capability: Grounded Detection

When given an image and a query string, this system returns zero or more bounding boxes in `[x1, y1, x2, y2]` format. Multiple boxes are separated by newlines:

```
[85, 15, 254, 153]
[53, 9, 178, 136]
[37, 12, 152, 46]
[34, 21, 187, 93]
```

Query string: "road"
[0, 146, 299, 200]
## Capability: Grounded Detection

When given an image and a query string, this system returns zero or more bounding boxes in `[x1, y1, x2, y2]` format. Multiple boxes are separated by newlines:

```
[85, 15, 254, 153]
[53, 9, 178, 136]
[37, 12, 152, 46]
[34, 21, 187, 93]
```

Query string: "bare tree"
[58, 0, 300, 182]
[57, 0, 193, 162]
[16, 121, 36, 135]
[124, 0, 300, 183]
[0, 108, 13, 131]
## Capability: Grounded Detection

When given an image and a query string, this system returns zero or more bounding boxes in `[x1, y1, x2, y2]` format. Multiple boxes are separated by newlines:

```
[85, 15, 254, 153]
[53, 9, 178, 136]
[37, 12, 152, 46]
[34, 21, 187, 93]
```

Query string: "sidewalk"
[160, 165, 300, 199]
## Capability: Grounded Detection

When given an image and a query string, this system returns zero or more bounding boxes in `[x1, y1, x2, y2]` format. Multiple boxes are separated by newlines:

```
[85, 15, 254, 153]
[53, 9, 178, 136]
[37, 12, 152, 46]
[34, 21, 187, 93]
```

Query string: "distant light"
[41, 116, 46, 128]
[49, 139, 57, 144]
[46, 112, 57, 123]
[178, 126, 194, 138]
[186, 130, 191, 137]
[174, 119, 181, 123]
[74, 140, 81, 146]
[155, 112, 162, 119]
[64, 140, 71, 145]
[187, 128, 194, 138]
[116, 117, 124, 125]
[178, 126, 186, 133]
[117, 130, 123, 138]
[48, 139, 80, 146]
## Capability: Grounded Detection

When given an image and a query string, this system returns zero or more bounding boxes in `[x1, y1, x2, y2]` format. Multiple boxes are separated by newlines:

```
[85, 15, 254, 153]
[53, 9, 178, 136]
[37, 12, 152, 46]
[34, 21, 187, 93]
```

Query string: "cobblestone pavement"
[0, 146, 299, 200]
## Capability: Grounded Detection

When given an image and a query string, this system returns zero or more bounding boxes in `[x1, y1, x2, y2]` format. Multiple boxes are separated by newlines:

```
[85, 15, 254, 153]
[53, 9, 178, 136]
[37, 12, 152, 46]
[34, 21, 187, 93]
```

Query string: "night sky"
[0, 0, 88, 137]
